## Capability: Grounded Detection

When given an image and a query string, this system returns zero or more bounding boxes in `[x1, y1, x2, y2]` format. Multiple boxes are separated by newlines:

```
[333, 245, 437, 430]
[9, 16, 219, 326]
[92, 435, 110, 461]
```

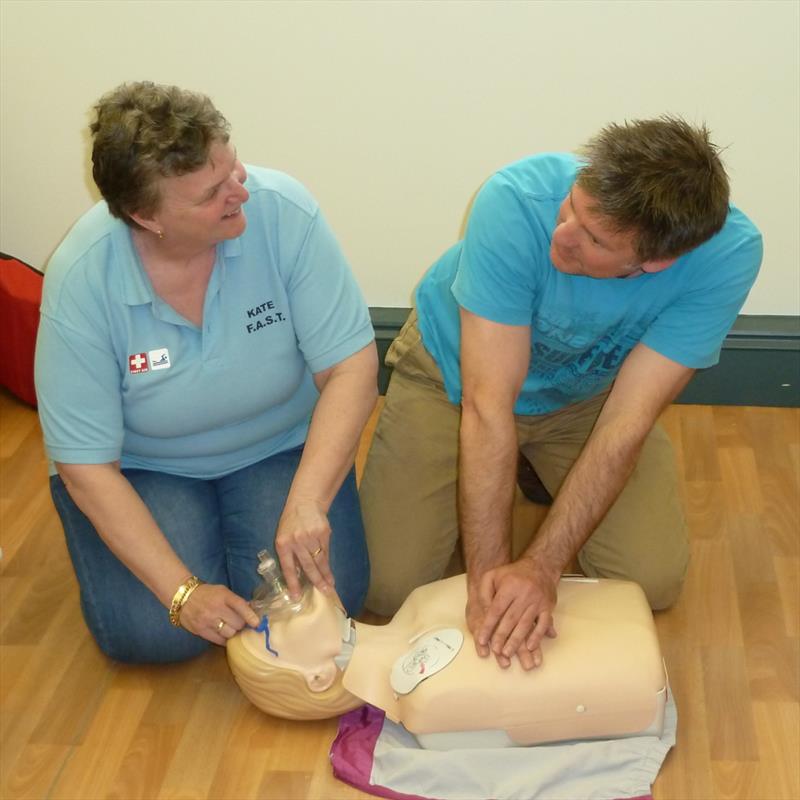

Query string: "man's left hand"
[470, 558, 558, 670]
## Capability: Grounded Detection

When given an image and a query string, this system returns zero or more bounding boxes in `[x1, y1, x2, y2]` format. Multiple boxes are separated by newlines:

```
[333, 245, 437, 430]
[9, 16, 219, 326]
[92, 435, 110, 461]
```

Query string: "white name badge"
[390, 628, 464, 695]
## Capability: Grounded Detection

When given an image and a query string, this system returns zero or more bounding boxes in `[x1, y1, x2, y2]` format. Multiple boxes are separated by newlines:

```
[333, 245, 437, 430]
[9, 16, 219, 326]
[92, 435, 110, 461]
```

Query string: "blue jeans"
[50, 447, 369, 664]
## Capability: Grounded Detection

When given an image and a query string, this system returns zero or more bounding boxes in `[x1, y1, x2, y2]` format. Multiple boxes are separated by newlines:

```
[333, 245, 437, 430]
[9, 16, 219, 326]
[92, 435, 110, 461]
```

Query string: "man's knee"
[636, 520, 690, 609]
[578, 541, 690, 611]
[637, 553, 689, 610]
[365, 582, 410, 618]
[365, 569, 435, 617]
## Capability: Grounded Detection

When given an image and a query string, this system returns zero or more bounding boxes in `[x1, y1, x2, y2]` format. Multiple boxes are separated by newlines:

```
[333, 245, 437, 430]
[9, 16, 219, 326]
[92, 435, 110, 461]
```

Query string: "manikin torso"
[227, 575, 667, 749]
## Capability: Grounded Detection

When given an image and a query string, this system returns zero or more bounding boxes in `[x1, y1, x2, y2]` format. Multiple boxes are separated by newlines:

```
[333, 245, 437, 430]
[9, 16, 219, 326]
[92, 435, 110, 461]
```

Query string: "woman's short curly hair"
[575, 116, 730, 262]
[90, 81, 231, 226]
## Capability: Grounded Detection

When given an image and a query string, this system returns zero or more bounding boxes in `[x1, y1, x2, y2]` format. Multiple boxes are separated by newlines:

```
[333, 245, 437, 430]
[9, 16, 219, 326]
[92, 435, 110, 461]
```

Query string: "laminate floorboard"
[1, 388, 797, 799]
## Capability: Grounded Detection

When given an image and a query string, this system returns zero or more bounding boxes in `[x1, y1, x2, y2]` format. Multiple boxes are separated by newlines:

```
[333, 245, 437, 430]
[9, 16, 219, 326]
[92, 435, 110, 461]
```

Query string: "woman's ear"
[128, 210, 160, 235]
[303, 663, 338, 693]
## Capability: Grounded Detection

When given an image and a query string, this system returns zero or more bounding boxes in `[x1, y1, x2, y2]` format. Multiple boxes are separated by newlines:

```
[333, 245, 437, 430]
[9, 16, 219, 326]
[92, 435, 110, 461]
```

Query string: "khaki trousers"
[360, 312, 689, 616]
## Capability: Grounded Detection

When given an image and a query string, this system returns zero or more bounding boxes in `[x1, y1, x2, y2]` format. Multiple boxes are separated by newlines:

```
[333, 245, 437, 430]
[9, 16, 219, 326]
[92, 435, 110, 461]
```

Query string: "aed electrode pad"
[390, 628, 464, 695]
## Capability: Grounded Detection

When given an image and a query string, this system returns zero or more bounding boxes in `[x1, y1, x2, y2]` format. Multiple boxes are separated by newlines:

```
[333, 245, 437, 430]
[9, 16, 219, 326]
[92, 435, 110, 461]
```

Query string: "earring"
[157, 230, 164, 240]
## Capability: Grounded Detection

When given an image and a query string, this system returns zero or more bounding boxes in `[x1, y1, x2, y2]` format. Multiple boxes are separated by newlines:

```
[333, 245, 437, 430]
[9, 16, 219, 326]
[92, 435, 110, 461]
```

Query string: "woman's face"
[143, 139, 249, 251]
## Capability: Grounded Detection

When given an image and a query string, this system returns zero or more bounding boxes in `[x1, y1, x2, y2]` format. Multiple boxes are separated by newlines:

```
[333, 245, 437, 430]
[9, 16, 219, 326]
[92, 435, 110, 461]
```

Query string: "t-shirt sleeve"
[641, 223, 763, 369]
[35, 310, 124, 465]
[282, 208, 374, 374]
[451, 174, 545, 326]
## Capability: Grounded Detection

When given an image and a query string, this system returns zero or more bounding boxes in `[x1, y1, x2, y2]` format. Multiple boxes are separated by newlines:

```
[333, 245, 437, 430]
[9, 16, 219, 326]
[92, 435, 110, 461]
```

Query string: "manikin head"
[226, 587, 361, 721]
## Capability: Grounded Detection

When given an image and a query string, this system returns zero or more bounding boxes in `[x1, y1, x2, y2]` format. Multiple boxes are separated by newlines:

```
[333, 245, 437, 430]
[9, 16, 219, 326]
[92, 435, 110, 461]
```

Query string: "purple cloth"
[330, 704, 659, 800]
[331, 705, 431, 800]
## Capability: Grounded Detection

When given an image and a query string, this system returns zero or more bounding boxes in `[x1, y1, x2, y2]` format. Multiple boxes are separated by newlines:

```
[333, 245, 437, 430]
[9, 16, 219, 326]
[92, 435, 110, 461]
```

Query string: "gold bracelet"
[168, 575, 204, 627]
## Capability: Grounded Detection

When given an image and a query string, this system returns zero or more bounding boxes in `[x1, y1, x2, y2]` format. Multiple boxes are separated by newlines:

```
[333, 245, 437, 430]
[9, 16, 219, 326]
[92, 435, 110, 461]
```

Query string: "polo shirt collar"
[115, 226, 242, 307]
[114, 225, 154, 307]
[221, 235, 242, 260]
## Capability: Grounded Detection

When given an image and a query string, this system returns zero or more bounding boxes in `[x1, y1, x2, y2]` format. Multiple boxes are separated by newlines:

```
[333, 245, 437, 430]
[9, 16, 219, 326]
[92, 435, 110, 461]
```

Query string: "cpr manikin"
[226, 552, 667, 749]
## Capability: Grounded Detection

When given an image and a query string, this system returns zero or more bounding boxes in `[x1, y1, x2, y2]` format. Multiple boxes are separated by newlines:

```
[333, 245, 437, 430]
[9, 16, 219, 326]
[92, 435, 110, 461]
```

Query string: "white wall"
[1, 0, 798, 314]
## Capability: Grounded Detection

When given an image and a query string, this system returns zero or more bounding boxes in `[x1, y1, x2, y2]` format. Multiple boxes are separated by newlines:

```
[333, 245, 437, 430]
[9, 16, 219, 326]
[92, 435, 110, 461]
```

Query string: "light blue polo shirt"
[35, 167, 375, 479]
[416, 153, 763, 415]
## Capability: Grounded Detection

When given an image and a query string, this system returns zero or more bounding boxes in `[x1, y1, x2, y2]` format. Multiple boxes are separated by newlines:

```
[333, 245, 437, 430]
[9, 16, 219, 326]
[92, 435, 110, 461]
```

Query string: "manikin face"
[550, 184, 674, 279]
[133, 140, 250, 251]
[254, 588, 349, 692]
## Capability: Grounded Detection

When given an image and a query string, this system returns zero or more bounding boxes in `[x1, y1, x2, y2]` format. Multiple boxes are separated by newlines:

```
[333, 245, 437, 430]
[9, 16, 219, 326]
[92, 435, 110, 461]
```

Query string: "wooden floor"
[1, 386, 798, 800]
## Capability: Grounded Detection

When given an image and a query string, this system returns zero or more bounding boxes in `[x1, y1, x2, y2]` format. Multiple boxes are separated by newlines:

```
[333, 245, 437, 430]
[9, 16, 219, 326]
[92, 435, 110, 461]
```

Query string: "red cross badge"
[128, 352, 149, 374]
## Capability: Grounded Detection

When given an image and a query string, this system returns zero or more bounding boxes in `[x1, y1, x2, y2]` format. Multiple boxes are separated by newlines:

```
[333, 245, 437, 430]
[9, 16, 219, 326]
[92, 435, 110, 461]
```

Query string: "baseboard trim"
[369, 309, 800, 408]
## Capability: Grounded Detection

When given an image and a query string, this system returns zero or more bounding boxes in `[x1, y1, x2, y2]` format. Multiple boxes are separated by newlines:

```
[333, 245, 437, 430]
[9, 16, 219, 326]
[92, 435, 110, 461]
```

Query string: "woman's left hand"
[274, 499, 336, 600]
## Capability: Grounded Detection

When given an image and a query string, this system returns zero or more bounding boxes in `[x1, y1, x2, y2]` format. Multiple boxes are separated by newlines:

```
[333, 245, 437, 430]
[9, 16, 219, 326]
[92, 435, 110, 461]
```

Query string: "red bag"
[0, 253, 43, 407]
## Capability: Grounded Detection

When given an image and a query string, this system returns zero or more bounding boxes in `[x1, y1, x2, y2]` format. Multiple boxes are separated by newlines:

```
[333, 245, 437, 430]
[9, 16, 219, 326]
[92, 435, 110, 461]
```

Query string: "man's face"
[550, 185, 642, 279]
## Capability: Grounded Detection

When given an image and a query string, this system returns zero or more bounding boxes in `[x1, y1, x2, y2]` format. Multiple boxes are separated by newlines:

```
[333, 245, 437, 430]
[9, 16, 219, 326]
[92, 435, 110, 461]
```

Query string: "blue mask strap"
[255, 615, 279, 657]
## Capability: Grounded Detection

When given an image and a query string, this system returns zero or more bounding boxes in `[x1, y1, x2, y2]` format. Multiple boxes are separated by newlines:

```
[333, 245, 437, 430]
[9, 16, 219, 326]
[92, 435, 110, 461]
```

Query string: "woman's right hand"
[178, 583, 261, 645]
[274, 498, 336, 601]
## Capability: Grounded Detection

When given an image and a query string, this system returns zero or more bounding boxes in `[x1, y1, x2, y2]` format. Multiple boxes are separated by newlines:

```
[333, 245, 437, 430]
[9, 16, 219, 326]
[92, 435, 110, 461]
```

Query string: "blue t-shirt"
[416, 153, 763, 415]
[35, 166, 375, 479]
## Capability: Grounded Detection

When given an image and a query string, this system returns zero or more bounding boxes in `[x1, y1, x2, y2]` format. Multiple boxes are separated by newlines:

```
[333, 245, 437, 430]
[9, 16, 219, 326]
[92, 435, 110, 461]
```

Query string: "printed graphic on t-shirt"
[128, 352, 149, 374]
[245, 299, 287, 334]
[148, 348, 171, 370]
[519, 310, 643, 413]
